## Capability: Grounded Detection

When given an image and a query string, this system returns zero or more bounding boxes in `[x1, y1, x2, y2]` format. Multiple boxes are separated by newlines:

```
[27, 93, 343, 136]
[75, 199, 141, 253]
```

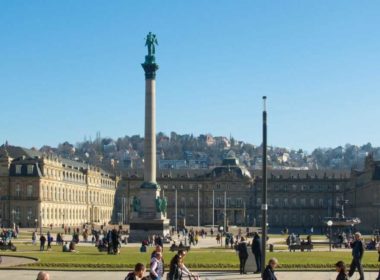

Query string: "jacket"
[351, 240, 364, 259]
[237, 241, 248, 258]
[336, 272, 348, 280]
[124, 272, 137, 280]
[167, 263, 182, 280]
[252, 236, 262, 255]
[262, 265, 277, 280]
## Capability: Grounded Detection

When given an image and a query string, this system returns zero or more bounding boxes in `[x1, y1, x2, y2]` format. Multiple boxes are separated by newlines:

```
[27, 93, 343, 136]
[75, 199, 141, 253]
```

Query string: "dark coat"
[336, 272, 348, 280]
[252, 236, 262, 255]
[262, 265, 277, 280]
[167, 263, 182, 280]
[351, 240, 364, 259]
[124, 272, 137, 280]
[237, 241, 248, 258]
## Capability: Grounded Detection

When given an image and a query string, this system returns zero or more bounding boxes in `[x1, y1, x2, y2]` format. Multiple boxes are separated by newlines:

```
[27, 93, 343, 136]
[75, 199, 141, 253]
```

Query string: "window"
[300, 198, 306, 206]
[216, 197, 222, 207]
[310, 198, 315, 207]
[27, 165, 34, 174]
[283, 198, 288, 207]
[27, 185, 33, 197]
[318, 198, 324, 207]
[15, 165, 22, 174]
[227, 198, 231, 207]
[292, 198, 297, 206]
[274, 198, 279, 207]
[15, 184, 21, 197]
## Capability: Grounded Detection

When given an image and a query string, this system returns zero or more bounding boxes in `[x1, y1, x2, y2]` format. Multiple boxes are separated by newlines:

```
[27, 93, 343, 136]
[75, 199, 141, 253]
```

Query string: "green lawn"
[1, 244, 379, 271]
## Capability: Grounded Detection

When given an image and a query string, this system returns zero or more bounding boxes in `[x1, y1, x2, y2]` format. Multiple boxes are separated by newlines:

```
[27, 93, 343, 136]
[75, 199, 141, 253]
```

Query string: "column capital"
[142, 55, 159, 79]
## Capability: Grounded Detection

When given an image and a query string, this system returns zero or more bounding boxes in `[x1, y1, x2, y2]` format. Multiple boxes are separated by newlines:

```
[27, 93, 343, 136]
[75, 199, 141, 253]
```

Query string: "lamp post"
[175, 187, 178, 232]
[212, 189, 215, 231]
[39, 210, 42, 235]
[327, 220, 333, 252]
[261, 96, 268, 274]
[197, 185, 200, 228]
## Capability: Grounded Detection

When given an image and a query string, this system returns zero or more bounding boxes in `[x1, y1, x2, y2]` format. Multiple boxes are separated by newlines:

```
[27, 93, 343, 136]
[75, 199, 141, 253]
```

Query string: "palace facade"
[0, 145, 117, 227]
[116, 157, 361, 232]
[2, 145, 379, 233]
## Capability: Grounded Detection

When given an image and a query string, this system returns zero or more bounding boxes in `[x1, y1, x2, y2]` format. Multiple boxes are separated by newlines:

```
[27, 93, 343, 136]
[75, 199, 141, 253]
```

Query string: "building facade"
[345, 155, 380, 232]
[0, 145, 116, 227]
[117, 157, 354, 232]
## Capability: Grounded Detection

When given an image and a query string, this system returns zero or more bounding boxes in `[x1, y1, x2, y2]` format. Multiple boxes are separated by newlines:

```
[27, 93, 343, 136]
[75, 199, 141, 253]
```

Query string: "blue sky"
[0, 1, 379, 152]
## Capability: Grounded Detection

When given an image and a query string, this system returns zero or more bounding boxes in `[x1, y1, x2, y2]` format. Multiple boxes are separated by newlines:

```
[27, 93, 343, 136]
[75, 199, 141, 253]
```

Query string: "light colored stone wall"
[0, 155, 116, 227]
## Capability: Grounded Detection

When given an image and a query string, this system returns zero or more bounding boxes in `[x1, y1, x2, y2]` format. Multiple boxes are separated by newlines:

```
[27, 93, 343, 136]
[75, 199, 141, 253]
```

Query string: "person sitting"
[69, 241, 76, 252]
[62, 242, 70, 252]
[262, 258, 278, 280]
[125, 263, 146, 280]
[335, 261, 348, 280]
[170, 241, 177, 251]
[140, 242, 147, 253]
[37, 271, 50, 280]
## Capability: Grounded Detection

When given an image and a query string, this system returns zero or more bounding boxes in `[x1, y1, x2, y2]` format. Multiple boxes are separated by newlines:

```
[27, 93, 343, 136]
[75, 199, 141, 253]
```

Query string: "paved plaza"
[0, 270, 378, 280]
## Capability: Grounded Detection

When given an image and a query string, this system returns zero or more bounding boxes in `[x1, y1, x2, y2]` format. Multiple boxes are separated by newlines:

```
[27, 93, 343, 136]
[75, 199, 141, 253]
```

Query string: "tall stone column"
[128, 33, 170, 242]
[142, 58, 158, 184]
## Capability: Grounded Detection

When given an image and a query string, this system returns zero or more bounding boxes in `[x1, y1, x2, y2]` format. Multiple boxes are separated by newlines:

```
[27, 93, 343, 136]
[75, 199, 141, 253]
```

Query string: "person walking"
[167, 252, 182, 280]
[32, 231, 37, 245]
[150, 251, 164, 280]
[252, 232, 262, 273]
[39, 234, 46, 251]
[47, 231, 51, 250]
[262, 258, 278, 280]
[335, 261, 348, 280]
[376, 242, 380, 280]
[348, 232, 365, 280]
[124, 263, 146, 280]
[236, 237, 249, 274]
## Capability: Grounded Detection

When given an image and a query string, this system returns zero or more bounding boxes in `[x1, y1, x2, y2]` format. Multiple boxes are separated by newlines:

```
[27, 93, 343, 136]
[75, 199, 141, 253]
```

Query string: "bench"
[288, 244, 313, 252]
[169, 245, 191, 252]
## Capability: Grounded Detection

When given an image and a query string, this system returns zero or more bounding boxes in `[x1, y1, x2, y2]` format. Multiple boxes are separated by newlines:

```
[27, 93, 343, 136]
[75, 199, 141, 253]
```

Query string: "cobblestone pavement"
[0, 270, 378, 280]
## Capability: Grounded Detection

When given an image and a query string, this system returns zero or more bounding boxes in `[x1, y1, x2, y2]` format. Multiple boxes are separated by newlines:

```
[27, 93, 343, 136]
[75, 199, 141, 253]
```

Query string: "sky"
[0, 1, 379, 152]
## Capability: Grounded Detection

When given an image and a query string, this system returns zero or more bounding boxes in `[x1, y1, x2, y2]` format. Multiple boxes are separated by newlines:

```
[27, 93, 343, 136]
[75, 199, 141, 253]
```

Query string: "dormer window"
[15, 165, 22, 174]
[27, 165, 34, 175]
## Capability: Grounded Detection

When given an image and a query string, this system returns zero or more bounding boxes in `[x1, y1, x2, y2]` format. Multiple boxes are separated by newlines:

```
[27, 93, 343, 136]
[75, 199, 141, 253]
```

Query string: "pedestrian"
[151, 245, 164, 273]
[335, 261, 348, 280]
[236, 236, 248, 274]
[150, 251, 164, 280]
[32, 231, 37, 245]
[262, 258, 278, 280]
[39, 234, 46, 251]
[376, 243, 380, 280]
[167, 252, 182, 280]
[348, 232, 365, 280]
[177, 250, 198, 279]
[252, 232, 262, 273]
[37, 271, 50, 280]
[47, 231, 52, 250]
[125, 263, 146, 280]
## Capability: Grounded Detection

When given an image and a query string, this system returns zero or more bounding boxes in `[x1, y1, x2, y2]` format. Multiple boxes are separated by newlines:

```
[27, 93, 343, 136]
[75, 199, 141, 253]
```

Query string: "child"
[125, 263, 146, 280]
[335, 261, 348, 280]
